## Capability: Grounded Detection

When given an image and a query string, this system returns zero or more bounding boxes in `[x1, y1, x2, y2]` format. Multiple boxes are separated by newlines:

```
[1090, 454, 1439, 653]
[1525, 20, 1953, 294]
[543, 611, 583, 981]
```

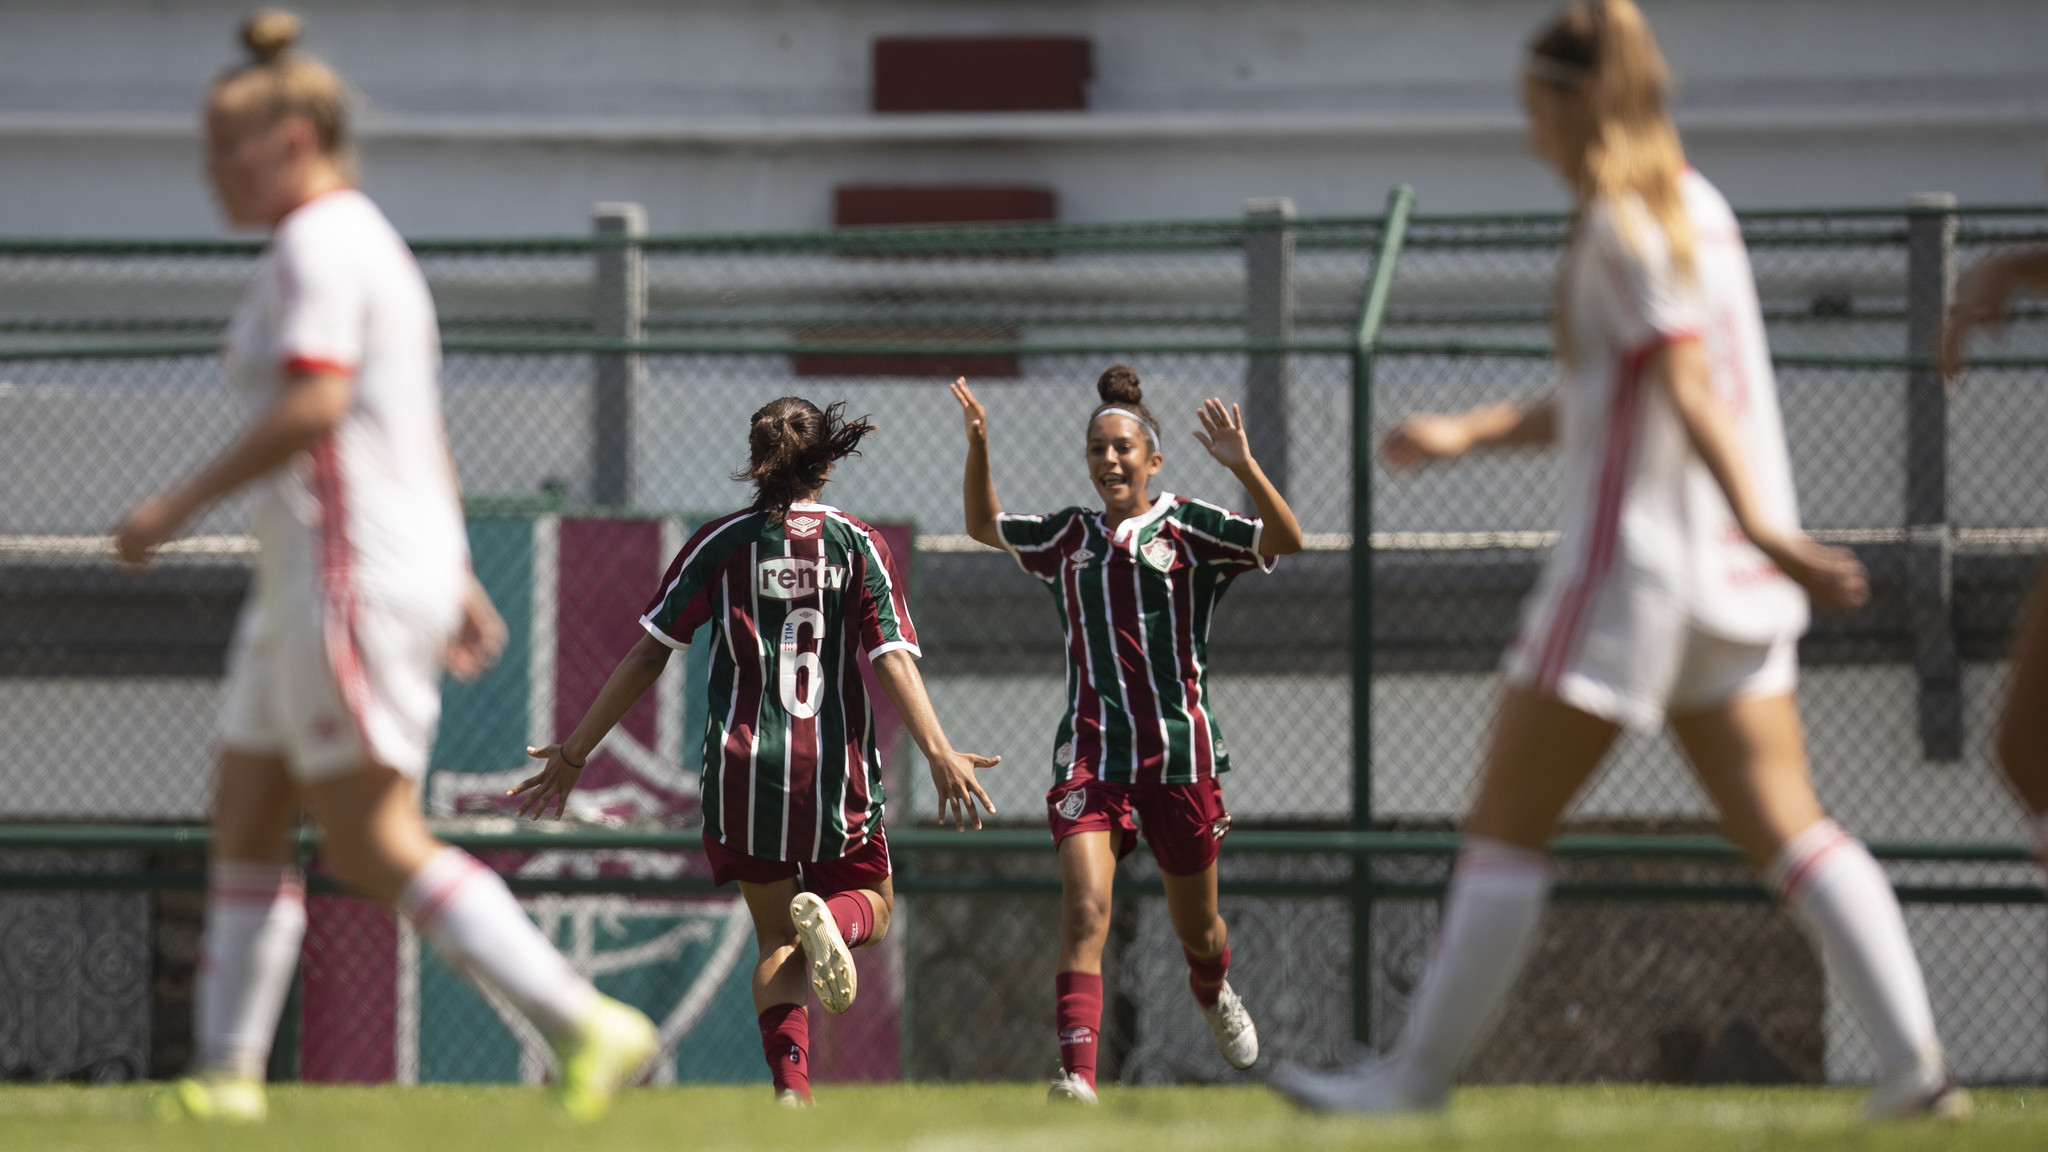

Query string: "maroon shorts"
[702, 828, 892, 896]
[1046, 777, 1233, 877]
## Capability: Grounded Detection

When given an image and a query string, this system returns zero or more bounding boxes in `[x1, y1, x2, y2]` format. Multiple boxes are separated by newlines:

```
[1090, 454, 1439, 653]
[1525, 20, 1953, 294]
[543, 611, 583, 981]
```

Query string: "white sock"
[1769, 820, 1943, 1081]
[1391, 837, 1551, 1096]
[398, 848, 598, 1039]
[195, 860, 307, 1080]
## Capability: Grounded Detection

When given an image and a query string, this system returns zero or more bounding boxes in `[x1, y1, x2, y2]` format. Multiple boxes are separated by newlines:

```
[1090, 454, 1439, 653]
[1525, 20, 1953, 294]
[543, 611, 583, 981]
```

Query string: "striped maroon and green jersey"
[996, 492, 1273, 787]
[639, 502, 918, 862]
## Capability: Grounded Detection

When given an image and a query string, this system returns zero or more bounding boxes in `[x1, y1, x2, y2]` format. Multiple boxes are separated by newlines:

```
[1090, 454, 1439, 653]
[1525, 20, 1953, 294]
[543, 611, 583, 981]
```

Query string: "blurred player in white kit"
[1273, 0, 1965, 1122]
[115, 8, 655, 1122]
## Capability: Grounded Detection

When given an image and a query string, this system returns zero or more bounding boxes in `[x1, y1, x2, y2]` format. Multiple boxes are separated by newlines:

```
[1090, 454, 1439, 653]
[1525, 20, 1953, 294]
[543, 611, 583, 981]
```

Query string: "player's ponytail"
[734, 397, 878, 521]
[209, 8, 354, 167]
[1530, 0, 1693, 358]
[1087, 364, 1161, 450]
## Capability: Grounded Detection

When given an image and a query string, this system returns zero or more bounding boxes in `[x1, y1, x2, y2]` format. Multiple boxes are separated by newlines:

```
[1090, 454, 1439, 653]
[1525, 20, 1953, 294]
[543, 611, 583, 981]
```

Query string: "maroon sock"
[1185, 944, 1230, 1008]
[758, 1003, 811, 1102]
[1055, 970, 1103, 1090]
[824, 891, 873, 948]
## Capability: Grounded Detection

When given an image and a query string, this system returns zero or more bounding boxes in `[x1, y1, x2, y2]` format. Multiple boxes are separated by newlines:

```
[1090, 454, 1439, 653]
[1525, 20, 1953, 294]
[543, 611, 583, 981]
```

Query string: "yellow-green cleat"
[552, 994, 659, 1123]
[159, 1076, 268, 1123]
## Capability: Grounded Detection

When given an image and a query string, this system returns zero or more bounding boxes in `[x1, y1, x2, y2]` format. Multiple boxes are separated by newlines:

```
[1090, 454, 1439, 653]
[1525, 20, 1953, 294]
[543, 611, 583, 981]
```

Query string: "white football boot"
[775, 1088, 813, 1108]
[1199, 981, 1259, 1069]
[1046, 1069, 1100, 1105]
[790, 891, 858, 1014]
[1269, 1055, 1445, 1115]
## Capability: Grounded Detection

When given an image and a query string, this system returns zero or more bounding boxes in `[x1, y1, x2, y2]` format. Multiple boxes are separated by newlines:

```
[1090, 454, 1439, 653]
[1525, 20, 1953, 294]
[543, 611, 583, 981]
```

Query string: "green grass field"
[2, 1083, 2044, 1151]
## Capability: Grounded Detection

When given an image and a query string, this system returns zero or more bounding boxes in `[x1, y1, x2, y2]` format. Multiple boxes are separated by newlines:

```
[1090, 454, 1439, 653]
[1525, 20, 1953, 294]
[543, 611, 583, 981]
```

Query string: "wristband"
[561, 747, 587, 769]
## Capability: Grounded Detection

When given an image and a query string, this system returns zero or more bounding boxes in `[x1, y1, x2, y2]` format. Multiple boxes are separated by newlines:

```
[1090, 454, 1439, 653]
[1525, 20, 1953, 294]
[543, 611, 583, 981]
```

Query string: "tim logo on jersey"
[758, 556, 848, 599]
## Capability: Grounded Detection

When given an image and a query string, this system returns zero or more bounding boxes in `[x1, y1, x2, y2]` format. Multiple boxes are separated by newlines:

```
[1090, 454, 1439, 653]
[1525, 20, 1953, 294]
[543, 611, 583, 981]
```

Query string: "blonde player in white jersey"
[1274, 0, 1965, 1121]
[114, 10, 654, 1122]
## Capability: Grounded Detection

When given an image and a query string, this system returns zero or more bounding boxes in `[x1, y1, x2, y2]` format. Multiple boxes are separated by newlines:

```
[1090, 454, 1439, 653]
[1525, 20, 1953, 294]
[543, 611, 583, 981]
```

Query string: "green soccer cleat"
[552, 994, 659, 1123]
[159, 1075, 268, 1123]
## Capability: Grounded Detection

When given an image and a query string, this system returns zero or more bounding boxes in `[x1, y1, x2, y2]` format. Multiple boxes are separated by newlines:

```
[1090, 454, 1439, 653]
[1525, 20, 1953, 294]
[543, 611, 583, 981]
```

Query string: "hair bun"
[241, 8, 302, 63]
[1096, 363, 1143, 405]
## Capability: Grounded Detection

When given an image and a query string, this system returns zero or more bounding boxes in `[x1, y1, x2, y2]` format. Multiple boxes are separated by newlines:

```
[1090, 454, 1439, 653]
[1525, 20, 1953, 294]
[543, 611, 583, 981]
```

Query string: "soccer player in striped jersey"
[116, 10, 654, 1122]
[1272, 0, 1963, 1121]
[513, 397, 998, 1106]
[951, 365, 1305, 1103]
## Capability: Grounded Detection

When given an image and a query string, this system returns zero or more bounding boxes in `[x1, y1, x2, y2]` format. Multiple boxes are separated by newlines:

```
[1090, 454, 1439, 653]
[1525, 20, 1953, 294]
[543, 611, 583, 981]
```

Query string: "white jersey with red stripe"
[224, 188, 468, 616]
[1510, 170, 1807, 715]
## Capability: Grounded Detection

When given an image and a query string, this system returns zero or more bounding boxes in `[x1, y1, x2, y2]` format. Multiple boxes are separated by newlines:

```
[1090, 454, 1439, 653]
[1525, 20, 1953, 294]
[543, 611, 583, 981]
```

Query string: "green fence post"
[1350, 185, 1414, 1047]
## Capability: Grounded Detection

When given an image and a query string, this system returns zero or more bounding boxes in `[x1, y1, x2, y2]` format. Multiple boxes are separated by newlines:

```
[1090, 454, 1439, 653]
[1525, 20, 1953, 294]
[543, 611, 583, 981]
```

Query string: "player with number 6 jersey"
[514, 397, 999, 1107]
[952, 365, 1305, 1103]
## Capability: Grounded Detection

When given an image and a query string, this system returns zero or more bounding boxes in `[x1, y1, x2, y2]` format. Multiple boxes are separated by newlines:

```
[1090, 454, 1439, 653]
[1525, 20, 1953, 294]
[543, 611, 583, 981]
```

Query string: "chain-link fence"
[2, 195, 2046, 1090]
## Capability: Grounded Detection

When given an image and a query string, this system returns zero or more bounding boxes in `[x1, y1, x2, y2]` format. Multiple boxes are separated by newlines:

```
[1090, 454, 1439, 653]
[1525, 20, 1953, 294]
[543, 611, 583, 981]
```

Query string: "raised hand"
[929, 749, 1002, 831]
[950, 377, 988, 446]
[509, 743, 584, 820]
[1192, 398, 1252, 472]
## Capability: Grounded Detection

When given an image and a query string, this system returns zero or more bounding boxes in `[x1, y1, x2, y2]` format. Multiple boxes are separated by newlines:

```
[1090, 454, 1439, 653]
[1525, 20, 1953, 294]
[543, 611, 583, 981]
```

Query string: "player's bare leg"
[741, 878, 818, 1104]
[1162, 865, 1256, 1068]
[1276, 686, 1614, 1113]
[1049, 832, 1117, 1103]
[304, 764, 651, 1121]
[169, 750, 304, 1122]
[1674, 694, 1965, 1121]
[790, 878, 893, 1016]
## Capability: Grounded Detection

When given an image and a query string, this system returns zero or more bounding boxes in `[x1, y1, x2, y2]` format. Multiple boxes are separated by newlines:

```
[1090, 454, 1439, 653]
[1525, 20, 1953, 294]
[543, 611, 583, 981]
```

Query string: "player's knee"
[865, 890, 894, 944]
[1062, 890, 1113, 944]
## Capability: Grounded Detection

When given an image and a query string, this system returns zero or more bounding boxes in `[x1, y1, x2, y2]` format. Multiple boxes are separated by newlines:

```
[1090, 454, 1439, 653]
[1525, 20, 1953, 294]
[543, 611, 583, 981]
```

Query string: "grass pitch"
[1, 1082, 2043, 1151]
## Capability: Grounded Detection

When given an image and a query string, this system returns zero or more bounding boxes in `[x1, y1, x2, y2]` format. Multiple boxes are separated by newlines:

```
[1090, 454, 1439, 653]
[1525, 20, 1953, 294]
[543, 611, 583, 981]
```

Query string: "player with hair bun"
[117, 8, 656, 1123]
[1273, 0, 1963, 1120]
[515, 397, 999, 1107]
[951, 365, 1304, 1103]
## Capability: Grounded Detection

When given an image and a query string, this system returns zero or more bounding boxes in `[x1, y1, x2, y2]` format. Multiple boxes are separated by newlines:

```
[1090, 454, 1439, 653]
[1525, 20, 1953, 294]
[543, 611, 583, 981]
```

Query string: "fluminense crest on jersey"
[1142, 536, 1177, 572]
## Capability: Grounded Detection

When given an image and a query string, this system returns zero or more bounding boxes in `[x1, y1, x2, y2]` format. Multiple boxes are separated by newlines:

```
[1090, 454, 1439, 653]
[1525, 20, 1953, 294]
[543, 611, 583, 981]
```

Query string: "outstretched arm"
[1380, 397, 1556, 472]
[1192, 398, 1303, 556]
[1944, 249, 2048, 378]
[510, 631, 673, 819]
[951, 378, 1005, 549]
[1657, 339, 1868, 614]
[115, 368, 353, 568]
[871, 648, 1001, 831]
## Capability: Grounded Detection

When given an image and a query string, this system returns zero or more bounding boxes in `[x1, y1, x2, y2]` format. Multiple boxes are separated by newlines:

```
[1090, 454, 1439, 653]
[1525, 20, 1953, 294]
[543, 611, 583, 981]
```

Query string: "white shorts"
[219, 583, 453, 782]
[1503, 578, 1798, 729]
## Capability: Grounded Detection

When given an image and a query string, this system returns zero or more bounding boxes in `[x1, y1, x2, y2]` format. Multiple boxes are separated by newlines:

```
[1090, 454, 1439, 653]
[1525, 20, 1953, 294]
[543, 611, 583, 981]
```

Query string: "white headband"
[1092, 406, 1160, 445]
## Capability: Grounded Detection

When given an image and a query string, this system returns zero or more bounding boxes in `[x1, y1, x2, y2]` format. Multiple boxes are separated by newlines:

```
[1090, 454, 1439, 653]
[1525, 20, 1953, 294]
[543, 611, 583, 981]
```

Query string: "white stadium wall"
[0, 0, 2044, 236]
